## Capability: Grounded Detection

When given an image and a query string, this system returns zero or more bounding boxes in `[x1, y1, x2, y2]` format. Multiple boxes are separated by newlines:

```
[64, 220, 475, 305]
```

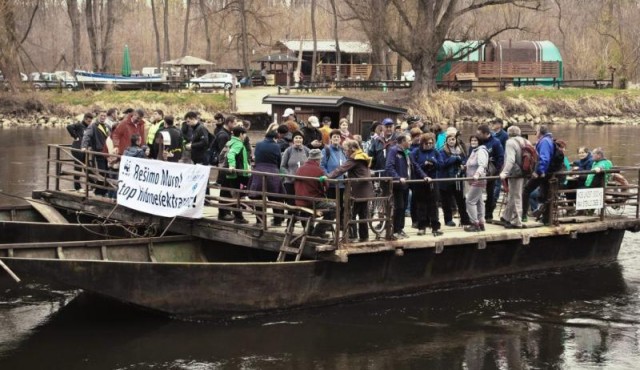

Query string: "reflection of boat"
[74, 70, 167, 90]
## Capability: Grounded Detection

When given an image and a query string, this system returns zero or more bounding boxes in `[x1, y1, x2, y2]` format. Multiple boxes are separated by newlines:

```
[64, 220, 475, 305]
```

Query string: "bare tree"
[85, 0, 116, 72]
[344, 0, 389, 80]
[163, 0, 171, 61]
[0, 2, 21, 90]
[310, 0, 317, 82]
[328, 0, 341, 80]
[151, 0, 162, 68]
[182, 0, 191, 56]
[348, 0, 542, 96]
[199, 0, 212, 60]
[66, 0, 81, 70]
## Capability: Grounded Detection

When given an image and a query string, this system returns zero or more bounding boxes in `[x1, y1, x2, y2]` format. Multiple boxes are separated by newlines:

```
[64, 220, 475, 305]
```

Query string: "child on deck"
[123, 134, 149, 158]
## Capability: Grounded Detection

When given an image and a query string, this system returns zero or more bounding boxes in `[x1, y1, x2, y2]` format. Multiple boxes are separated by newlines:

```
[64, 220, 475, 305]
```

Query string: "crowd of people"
[67, 108, 616, 242]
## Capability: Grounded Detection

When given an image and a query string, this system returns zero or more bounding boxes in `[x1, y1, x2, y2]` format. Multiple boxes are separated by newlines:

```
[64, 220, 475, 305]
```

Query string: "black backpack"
[548, 139, 565, 173]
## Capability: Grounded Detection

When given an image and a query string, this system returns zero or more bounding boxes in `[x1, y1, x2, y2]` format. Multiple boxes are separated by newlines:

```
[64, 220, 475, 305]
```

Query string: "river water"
[1, 125, 640, 369]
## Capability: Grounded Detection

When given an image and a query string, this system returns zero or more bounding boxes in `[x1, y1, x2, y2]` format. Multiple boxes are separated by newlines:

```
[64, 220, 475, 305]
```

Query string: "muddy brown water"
[1, 125, 640, 369]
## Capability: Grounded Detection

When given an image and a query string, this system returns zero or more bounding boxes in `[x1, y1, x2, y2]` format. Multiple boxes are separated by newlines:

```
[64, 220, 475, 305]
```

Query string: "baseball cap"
[283, 108, 295, 118]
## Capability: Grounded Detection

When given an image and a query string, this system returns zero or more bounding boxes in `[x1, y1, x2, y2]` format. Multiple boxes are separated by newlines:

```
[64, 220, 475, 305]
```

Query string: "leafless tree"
[310, 0, 317, 82]
[151, 0, 162, 68]
[199, 0, 212, 60]
[182, 0, 191, 56]
[66, 0, 81, 70]
[85, 0, 116, 72]
[163, 0, 171, 61]
[328, 0, 341, 80]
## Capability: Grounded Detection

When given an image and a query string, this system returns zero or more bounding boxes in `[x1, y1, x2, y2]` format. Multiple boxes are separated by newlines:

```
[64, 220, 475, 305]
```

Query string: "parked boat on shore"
[74, 70, 167, 91]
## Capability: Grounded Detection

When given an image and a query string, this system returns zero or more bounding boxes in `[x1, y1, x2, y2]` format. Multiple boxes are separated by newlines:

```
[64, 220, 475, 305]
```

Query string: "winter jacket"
[188, 122, 210, 164]
[294, 160, 327, 207]
[154, 126, 184, 162]
[484, 135, 505, 173]
[301, 126, 324, 149]
[123, 145, 146, 158]
[535, 133, 555, 175]
[493, 129, 509, 150]
[112, 114, 146, 156]
[280, 145, 310, 184]
[226, 136, 250, 179]
[573, 153, 594, 172]
[585, 158, 613, 187]
[253, 137, 281, 167]
[67, 120, 89, 149]
[368, 133, 397, 171]
[411, 147, 442, 179]
[81, 121, 110, 152]
[501, 137, 525, 177]
[385, 144, 426, 189]
[321, 144, 348, 188]
[328, 149, 374, 201]
[466, 145, 489, 188]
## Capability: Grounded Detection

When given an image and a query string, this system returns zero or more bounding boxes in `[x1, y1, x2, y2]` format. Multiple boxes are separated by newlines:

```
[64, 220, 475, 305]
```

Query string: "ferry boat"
[1, 144, 639, 319]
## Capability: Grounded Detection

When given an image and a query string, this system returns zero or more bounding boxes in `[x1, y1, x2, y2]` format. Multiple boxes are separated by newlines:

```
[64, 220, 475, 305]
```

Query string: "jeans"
[392, 187, 409, 233]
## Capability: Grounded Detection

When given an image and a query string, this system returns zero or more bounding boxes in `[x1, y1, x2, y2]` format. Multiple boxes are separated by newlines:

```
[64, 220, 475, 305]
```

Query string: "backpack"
[218, 141, 232, 168]
[205, 130, 225, 166]
[548, 139, 565, 173]
[517, 138, 538, 175]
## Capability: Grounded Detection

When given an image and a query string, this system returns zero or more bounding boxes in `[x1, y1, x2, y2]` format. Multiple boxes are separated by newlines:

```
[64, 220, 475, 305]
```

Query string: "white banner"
[117, 157, 211, 218]
[576, 187, 604, 210]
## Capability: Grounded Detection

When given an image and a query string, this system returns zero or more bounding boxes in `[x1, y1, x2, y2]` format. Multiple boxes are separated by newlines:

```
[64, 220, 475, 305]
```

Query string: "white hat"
[308, 115, 320, 128]
[283, 108, 295, 118]
[446, 126, 458, 136]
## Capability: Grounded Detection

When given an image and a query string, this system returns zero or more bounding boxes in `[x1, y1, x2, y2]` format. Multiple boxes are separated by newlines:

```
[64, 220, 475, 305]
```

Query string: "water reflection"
[0, 264, 634, 369]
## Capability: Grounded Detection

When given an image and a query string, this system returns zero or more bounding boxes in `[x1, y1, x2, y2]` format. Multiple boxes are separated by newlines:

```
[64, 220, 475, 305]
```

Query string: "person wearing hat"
[294, 149, 335, 237]
[282, 108, 300, 133]
[367, 117, 398, 173]
[302, 116, 324, 150]
[319, 116, 332, 145]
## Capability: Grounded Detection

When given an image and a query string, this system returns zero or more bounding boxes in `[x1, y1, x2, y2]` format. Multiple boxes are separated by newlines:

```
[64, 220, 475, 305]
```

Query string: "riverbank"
[0, 90, 229, 127]
[2, 88, 640, 128]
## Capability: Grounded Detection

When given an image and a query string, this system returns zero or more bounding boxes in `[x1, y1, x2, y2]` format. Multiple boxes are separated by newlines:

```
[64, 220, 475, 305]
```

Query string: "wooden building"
[274, 40, 387, 81]
[262, 95, 407, 140]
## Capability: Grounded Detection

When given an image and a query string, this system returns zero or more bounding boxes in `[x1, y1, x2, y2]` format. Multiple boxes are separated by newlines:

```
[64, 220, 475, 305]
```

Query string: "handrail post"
[637, 168, 640, 219]
[334, 180, 341, 248]
[600, 173, 607, 221]
[548, 177, 558, 226]
[55, 146, 61, 191]
[84, 150, 89, 196]
[46, 145, 51, 190]
[385, 178, 394, 239]
[342, 179, 351, 243]
[261, 173, 267, 231]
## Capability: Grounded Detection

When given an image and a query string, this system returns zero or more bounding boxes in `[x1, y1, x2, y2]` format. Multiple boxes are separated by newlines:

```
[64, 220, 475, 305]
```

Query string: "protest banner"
[117, 157, 210, 218]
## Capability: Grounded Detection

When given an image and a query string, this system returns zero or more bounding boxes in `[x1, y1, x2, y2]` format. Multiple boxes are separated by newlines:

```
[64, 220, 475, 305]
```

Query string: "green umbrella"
[121, 45, 131, 77]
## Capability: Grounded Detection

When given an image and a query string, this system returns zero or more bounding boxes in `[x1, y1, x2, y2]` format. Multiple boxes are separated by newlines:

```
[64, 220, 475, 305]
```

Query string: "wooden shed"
[262, 95, 407, 141]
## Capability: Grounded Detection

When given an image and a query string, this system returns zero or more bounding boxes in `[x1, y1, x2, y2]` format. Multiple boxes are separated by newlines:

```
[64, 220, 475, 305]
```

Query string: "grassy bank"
[329, 88, 640, 122]
[0, 90, 229, 118]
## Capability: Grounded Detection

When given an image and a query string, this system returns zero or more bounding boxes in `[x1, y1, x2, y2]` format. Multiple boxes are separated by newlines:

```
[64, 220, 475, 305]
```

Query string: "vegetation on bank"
[335, 88, 640, 123]
[2, 88, 640, 125]
[0, 90, 229, 118]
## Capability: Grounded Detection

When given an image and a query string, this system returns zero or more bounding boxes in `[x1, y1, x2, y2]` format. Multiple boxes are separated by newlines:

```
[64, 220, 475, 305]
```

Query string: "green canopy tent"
[121, 45, 131, 77]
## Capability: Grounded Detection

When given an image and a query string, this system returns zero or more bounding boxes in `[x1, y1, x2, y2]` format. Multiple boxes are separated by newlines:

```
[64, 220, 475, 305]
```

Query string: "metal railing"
[46, 144, 640, 251]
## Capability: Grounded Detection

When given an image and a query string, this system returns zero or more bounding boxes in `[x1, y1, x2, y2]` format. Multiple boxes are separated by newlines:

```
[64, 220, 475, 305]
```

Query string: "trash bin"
[266, 74, 275, 86]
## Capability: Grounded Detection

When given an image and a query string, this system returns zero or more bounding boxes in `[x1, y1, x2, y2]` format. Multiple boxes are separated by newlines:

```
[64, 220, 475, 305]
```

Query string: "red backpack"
[517, 138, 538, 175]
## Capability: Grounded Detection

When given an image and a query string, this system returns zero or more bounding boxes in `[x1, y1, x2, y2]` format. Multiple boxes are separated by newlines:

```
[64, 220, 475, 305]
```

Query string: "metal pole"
[0, 259, 20, 283]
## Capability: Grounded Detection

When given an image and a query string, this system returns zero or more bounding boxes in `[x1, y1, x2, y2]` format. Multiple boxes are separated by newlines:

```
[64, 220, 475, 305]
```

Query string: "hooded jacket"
[328, 149, 374, 200]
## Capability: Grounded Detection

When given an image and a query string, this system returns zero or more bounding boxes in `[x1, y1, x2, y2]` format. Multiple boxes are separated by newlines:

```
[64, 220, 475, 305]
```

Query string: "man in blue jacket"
[385, 134, 430, 239]
[522, 125, 557, 225]
[477, 124, 504, 221]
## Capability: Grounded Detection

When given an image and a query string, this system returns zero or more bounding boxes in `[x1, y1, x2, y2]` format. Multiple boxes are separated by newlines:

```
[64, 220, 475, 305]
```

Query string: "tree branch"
[19, 0, 40, 46]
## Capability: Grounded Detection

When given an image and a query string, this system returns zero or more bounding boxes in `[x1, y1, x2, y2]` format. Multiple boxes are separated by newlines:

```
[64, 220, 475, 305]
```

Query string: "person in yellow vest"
[146, 109, 165, 159]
